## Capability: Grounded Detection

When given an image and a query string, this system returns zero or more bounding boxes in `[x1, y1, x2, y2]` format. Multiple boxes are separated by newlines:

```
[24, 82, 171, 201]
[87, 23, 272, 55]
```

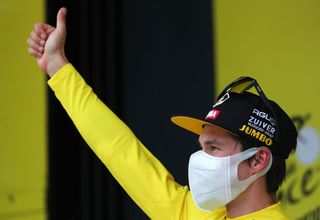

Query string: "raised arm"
[27, 7, 197, 220]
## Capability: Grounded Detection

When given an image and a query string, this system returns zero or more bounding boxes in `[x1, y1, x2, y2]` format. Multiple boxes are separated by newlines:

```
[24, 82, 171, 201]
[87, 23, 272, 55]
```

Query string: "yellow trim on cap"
[171, 116, 239, 137]
[171, 116, 212, 135]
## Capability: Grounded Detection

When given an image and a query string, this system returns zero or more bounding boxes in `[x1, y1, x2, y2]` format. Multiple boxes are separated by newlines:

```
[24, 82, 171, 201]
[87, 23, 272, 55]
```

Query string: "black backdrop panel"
[123, 1, 214, 218]
[46, 0, 214, 219]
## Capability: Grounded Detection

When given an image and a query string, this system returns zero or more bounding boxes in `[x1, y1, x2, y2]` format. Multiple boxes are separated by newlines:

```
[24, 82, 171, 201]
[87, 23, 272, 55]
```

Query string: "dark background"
[46, 0, 215, 219]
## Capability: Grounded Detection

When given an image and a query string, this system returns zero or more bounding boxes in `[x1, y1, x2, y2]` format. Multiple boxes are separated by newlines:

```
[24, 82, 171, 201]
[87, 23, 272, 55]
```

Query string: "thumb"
[56, 7, 67, 31]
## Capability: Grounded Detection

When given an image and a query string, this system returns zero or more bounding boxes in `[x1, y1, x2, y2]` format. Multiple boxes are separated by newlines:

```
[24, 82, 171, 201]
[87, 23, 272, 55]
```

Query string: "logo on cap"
[238, 108, 276, 146]
[206, 110, 221, 120]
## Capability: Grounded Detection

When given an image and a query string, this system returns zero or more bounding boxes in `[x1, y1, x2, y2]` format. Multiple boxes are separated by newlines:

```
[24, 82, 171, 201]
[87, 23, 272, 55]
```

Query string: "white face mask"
[188, 147, 272, 212]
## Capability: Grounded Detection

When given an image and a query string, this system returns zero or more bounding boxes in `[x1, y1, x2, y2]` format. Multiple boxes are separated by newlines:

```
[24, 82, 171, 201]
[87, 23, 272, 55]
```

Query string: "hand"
[27, 7, 69, 77]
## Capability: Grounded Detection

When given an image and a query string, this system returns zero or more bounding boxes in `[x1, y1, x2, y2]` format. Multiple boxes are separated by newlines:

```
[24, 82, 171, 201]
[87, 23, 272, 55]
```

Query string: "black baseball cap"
[171, 76, 297, 159]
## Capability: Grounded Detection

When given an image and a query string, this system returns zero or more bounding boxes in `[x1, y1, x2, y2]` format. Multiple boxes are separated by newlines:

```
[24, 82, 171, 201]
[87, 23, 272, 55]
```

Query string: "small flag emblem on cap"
[206, 110, 221, 120]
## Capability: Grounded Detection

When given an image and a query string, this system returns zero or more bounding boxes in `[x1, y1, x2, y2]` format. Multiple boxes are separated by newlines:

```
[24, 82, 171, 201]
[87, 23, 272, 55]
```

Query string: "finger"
[34, 22, 54, 39]
[56, 7, 67, 32]
[27, 38, 44, 53]
[28, 47, 43, 58]
[30, 30, 45, 46]
[34, 22, 46, 34]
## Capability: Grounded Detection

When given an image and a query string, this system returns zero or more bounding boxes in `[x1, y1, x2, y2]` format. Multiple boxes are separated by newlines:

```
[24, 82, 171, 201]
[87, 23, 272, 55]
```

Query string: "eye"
[209, 146, 220, 152]
[197, 141, 222, 153]
[202, 145, 221, 153]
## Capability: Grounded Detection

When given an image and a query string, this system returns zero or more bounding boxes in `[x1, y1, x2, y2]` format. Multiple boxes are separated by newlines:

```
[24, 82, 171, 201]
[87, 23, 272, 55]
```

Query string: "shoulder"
[237, 202, 288, 220]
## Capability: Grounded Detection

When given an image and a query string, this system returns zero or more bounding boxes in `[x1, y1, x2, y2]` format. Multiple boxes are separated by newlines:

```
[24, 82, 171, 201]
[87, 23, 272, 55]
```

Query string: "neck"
[226, 177, 275, 218]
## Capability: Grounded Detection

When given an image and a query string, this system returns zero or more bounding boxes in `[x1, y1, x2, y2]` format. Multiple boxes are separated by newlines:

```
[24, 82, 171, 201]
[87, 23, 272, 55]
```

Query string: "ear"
[249, 147, 271, 174]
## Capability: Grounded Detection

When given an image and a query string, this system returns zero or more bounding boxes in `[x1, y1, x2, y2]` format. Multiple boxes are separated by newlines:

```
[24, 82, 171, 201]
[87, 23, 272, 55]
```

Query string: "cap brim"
[171, 116, 213, 135]
[171, 115, 239, 137]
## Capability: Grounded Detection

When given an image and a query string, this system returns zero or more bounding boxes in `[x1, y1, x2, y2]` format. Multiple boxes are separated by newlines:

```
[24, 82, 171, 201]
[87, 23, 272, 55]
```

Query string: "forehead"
[199, 125, 237, 144]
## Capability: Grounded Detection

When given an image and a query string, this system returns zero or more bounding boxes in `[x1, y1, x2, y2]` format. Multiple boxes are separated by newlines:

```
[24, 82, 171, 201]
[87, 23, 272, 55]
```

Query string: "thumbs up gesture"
[27, 7, 69, 77]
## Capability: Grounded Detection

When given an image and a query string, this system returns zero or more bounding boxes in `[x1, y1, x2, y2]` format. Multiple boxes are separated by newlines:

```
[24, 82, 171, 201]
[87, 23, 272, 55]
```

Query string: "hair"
[235, 137, 287, 194]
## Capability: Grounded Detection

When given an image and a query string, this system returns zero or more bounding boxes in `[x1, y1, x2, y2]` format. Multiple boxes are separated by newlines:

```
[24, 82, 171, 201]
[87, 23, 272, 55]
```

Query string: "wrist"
[47, 56, 69, 77]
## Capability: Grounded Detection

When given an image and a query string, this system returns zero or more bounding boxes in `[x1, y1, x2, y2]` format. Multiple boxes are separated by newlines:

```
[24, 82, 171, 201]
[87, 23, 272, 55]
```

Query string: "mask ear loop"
[241, 148, 273, 182]
[253, 148, 273, 176]
[229, 148, 273, 200]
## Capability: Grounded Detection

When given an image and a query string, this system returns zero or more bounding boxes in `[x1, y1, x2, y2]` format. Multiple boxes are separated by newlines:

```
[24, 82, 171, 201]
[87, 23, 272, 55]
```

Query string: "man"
[27, 7, 297, 219]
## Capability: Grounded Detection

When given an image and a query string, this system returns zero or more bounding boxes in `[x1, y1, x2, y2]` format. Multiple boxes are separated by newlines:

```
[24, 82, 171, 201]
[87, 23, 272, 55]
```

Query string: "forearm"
[48, 63, 133, 156]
